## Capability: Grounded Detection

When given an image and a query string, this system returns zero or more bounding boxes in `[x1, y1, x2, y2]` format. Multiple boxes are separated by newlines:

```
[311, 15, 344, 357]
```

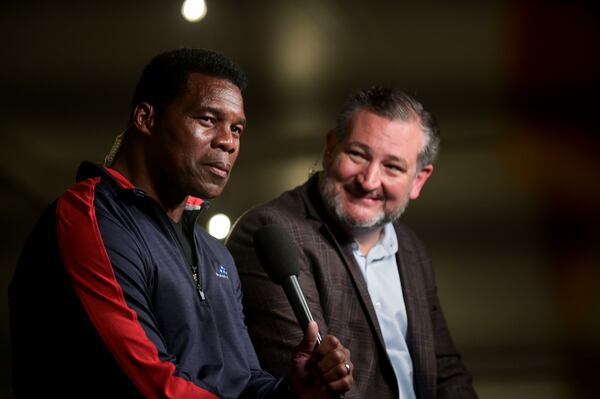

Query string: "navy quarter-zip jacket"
[9, 162, 289, 399]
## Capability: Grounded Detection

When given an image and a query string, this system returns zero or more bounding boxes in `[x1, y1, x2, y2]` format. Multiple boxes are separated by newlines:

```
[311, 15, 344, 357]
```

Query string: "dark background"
[1, 1, 598, 398]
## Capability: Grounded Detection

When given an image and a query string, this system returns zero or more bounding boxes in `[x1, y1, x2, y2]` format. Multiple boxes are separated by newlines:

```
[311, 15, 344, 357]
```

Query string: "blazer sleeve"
[404, 226, 478, 398]
[429, 283, 478, 398]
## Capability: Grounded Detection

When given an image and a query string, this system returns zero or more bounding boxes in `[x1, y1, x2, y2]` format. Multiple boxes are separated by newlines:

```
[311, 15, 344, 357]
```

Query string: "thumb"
[289, 321, 321, 397]
[296, 320, 319, 355]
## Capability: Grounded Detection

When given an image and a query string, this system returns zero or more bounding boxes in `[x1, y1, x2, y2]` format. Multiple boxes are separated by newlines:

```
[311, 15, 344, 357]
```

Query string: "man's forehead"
[342, 114, 422, 160]
[185, 72, 241, 91]
[346, 111, 422, 139]
[184, 73, 245, 110]
[351, 107, 420, 127]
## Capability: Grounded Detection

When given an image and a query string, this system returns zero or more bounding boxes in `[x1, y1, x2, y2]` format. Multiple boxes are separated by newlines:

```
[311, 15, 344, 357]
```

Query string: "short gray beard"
[318, 172, 409, 235]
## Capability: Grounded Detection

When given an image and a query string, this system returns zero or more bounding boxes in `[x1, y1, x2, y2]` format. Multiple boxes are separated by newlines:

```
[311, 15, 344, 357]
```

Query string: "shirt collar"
[351, 223, 398, 259]
[103, 165, 204, 210]
[380, 223, 398, 255]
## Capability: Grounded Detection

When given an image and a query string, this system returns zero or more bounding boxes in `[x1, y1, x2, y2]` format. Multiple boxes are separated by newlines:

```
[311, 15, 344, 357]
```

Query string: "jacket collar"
[300, 172, 390, 352]
[75, 161, 205, 210]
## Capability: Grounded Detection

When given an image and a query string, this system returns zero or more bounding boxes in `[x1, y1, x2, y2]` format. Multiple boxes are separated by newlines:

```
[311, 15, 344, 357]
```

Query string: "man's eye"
[197, 116, 215, 125]
[231, 126, 243, 135]
[385, 164, 404, 173]
[347, 150, 364, 159]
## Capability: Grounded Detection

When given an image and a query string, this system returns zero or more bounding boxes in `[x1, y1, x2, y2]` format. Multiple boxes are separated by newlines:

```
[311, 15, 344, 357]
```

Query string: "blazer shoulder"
[394, 222, 427, 249]
[239, 184, 310, 225]
[394, 221, 433, 270]
[228, 185, 309, 250]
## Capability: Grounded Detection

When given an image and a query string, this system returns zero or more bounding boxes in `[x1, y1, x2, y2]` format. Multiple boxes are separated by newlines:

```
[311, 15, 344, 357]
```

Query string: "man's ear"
[132, 102, 155, 136]
[409, 164, 433, 200]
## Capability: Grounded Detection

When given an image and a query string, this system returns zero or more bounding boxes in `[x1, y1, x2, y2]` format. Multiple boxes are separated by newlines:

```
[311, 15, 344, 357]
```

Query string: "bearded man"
[227, 87, 478, 399]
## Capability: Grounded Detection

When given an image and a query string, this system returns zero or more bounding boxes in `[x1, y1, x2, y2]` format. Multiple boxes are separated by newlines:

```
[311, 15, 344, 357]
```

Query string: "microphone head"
[253, 224, 300, 284]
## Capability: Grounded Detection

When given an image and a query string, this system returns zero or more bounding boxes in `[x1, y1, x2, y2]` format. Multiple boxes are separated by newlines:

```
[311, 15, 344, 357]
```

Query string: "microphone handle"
[281, 275, 322, 344]
[280, 275, 345, 399]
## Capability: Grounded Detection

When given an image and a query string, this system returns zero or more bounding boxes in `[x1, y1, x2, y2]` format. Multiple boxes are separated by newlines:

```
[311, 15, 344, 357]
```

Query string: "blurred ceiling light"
[181, 0, 207, 23]
[273, 5, 334, 89]
[277, 20, 324, 86]
[207, 213, 231, 240]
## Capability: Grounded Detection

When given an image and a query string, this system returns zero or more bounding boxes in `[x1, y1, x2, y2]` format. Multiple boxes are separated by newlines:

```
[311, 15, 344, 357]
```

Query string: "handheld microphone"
[253, 224, 322, 344]
[254, 224, 346, 398]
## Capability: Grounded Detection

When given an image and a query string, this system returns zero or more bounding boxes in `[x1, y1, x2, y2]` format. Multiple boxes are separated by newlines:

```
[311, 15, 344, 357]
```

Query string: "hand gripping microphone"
[253, 224, 322, 344]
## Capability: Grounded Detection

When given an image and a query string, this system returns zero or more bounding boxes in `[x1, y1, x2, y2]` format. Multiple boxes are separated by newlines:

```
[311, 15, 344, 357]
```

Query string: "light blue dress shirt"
[352, 223, 416, 399]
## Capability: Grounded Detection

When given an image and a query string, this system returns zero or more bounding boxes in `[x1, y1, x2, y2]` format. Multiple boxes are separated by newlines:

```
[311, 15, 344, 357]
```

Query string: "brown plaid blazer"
[227, 174, 477, 399]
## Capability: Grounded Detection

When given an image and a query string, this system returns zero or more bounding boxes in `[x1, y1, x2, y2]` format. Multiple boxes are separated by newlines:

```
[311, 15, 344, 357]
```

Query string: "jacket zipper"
[191, 263, 206, 301]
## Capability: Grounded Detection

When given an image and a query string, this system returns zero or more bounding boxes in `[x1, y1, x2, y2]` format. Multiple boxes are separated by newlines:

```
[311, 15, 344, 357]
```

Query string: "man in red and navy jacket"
[9, 48, 353, 399]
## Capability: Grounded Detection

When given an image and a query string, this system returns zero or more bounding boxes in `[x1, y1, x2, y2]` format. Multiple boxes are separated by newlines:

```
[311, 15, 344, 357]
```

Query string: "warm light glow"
[181, 0, 207, 23]
[207, 213, 231, 240]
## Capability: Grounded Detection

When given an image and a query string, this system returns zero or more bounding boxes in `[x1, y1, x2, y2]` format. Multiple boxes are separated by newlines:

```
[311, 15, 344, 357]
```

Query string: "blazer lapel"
[320, 224, 389, 346]
[302, 175, 389, 353]
[395, 224, 435, 397]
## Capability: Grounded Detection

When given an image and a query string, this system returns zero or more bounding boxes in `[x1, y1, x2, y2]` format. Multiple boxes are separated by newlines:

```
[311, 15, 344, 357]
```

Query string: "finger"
[319, 356, 352, 382]
[326, 372, 354, 394]
[315, 344, 350, 375]
[296, 320, 319, 355]
[314, 334, 341, 356]
[321, 361, 354, 394]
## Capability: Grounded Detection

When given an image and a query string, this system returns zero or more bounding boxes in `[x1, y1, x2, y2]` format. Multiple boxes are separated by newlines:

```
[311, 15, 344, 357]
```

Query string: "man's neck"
[353, 227, 384, 255]
[110, 152, 188, 223]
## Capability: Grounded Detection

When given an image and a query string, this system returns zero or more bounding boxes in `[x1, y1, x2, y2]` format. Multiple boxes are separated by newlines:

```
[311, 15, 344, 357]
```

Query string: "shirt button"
[375, 301, 381, 308]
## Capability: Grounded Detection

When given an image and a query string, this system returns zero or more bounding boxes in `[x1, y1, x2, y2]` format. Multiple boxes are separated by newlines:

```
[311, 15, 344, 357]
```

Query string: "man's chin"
[197, 176, 231, 197]
[343, 208, 383, 225]
[340, 211, 386, 231]
[192, 185, 225, 200]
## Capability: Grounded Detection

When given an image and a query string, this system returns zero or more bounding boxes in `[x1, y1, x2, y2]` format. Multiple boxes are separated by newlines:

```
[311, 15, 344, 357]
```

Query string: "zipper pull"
[197, 287, 206, 301]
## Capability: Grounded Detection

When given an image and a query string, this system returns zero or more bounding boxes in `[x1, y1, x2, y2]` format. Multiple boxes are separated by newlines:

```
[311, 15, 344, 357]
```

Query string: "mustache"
[343, 181, 384, 200]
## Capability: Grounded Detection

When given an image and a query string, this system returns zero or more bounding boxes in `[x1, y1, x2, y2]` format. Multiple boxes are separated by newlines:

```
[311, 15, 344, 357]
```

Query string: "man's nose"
[356, 163, 381, 191]
[212, 126, 237, 153]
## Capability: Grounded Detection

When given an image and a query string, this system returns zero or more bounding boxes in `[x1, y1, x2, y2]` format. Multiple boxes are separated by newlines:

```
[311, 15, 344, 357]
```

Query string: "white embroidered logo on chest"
[216, 264, 229, 279]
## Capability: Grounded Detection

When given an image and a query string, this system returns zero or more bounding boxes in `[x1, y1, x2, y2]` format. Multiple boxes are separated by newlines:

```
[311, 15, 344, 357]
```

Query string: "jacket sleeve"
[429, 284, 478, 398]
[431, 300, 478, 398]
[227, 208, 329, 378]
[55, 178, 219, 399]
[403, 227, 478, 398]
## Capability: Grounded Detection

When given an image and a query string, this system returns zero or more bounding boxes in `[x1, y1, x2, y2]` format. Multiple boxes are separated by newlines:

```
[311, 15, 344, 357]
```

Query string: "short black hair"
[129, 48, 247, 121]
